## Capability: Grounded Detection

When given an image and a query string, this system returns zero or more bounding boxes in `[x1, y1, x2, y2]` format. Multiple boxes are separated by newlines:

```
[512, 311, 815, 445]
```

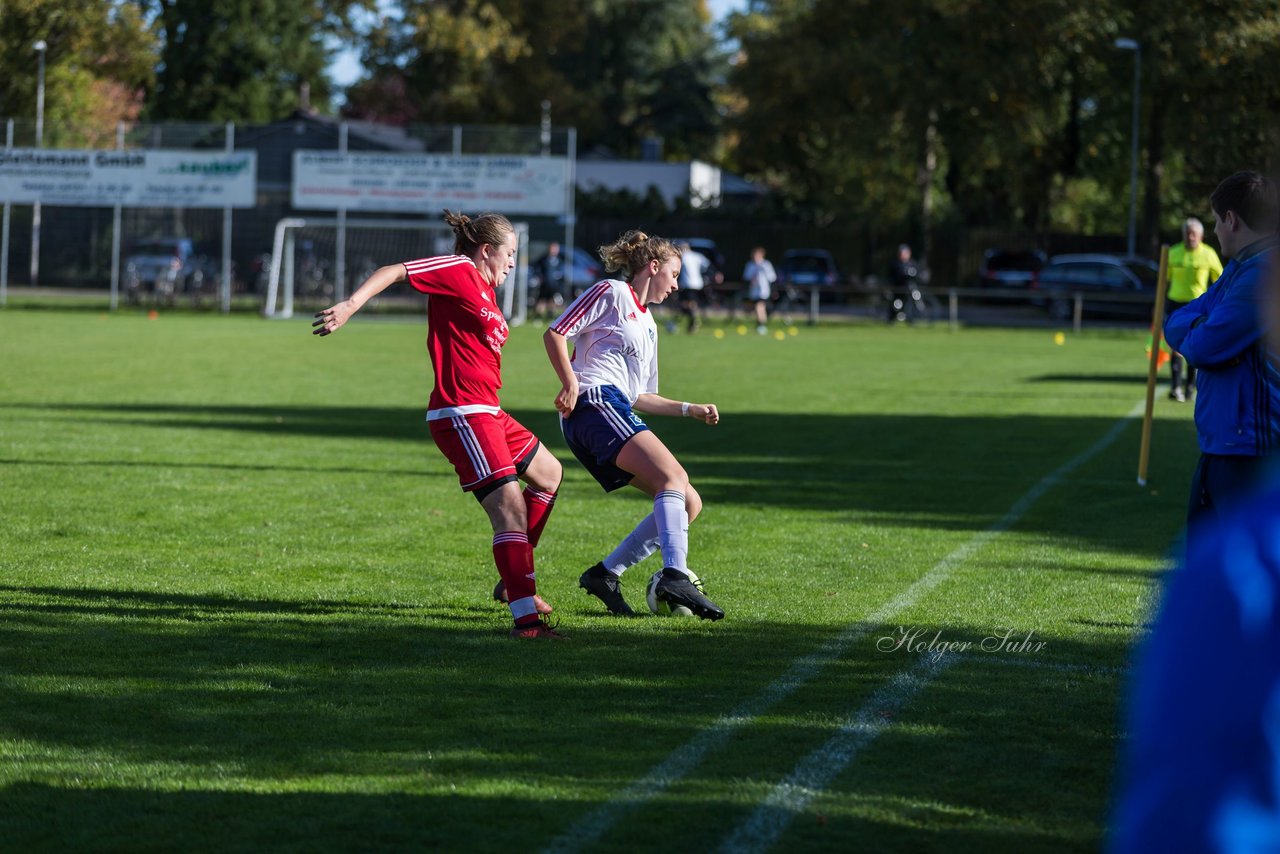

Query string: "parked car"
[977, 248, 1047, 289]
[565, 246, 605, 294]
[528, 245, 606, 302]
[779, 249, 843, 287]
[1031, 254, 1159, 320]
[123, 237, 219, 304]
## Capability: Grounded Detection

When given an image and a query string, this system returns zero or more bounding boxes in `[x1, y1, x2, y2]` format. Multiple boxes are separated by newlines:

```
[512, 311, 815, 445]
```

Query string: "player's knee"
[658, 466, 689, 494]
[482, 482, 527, 531]
[685, 486, 703, 522]
[544, 454, 563, 488]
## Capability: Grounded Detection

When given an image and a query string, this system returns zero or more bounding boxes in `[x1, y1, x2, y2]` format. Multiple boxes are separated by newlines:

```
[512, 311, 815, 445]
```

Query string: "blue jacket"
[1165, 238, 1280, 456]
[1110, 484, 1280, 852]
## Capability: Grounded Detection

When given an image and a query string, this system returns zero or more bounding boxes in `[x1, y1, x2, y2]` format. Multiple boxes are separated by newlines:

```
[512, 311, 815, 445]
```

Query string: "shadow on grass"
[1028, 373, 1153, 384]
[0, 456, 438, 480]
[0, 584, 1133, 851]
[0, 401, 1197, 552]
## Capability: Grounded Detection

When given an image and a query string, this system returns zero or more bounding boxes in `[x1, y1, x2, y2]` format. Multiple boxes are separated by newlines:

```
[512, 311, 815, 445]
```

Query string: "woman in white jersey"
[544, 230, 724, 619]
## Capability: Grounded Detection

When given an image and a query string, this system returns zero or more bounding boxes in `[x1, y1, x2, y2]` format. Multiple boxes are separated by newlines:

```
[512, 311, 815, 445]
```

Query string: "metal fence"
[3, 114, 1171, 319]
[0, 117, 577, 310]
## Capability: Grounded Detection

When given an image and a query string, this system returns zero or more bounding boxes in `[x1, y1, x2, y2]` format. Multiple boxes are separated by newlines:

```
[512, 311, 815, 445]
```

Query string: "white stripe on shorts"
[451, 416, 491, 481]
[587, 387, 635, 439]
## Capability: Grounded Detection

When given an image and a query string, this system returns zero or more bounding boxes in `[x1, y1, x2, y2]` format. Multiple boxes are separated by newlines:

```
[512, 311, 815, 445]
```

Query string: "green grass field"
[0, 306, 1197, 851]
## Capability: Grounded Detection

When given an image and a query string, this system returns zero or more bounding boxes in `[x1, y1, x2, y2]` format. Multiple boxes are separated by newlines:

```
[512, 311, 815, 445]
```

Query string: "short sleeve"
[403, 255, 475, 297]
[550, 280, 614, 339]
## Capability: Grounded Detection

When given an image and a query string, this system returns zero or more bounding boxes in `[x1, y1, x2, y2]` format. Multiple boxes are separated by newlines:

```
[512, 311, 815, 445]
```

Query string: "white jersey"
[550, 278, 658, 404]
[680, 248, 707, 291]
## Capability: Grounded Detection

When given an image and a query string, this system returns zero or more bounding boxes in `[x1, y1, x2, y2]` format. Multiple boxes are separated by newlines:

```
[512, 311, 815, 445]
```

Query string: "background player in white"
[314, 210, 565, 639]
[544, 230, 724, 619]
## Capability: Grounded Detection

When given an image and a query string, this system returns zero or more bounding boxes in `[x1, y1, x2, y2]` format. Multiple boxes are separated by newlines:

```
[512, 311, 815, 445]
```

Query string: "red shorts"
[429, 410, 539, 493]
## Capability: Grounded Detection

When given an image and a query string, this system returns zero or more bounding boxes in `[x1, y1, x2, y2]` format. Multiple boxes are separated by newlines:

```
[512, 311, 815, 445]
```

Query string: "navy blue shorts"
[560, 384, 650, 492]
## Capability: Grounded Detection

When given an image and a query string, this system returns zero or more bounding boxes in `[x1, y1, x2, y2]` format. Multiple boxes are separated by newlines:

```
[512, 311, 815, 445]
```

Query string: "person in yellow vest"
[1166, 217, 1224, 401]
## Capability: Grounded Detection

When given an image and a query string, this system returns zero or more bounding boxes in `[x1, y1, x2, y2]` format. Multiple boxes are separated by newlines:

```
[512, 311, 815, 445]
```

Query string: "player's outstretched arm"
[312, 264, 407, 336]
[634, 394, 719, 425]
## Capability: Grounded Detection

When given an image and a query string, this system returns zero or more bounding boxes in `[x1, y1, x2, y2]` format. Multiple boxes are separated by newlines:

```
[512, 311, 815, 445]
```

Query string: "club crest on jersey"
[647, 328, 656, 342]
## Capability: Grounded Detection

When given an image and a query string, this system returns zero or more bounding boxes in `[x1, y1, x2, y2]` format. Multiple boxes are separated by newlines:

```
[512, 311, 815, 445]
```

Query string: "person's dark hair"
[1210, 171, 1279, 232]
[598, 230, 677, 279]
[442, 210, 514, 256]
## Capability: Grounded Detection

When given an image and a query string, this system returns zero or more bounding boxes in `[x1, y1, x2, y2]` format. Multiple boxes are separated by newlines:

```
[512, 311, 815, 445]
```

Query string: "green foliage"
[0, 0, 155, 145]
[344, 0, 725, 159]
[728, 0, 1280, 239]
[139, 0, 374, 122]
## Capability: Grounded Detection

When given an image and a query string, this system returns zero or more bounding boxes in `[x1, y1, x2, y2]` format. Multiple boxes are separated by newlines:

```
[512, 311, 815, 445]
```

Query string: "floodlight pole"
[1115, 38, 1141, 257]
[31, 39, 46, 287]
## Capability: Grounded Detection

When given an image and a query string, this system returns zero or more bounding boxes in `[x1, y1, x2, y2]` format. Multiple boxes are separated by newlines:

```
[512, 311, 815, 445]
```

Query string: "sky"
[328, 0, 748, 101]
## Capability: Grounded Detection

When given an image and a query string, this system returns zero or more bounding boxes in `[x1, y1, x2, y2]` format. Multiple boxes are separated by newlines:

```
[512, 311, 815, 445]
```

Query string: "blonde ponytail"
[597, 229, 677, 280]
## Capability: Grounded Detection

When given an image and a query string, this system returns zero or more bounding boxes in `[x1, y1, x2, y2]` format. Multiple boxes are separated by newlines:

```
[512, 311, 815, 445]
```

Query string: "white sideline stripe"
[718, 654, 1127, 853]
[543, 399, 1145, 854]
[719, 652, 956, 854]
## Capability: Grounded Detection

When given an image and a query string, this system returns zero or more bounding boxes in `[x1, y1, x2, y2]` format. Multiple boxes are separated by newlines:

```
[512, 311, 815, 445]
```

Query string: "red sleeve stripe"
[404, 255, 470, 274]
[552, 281, 611, 334]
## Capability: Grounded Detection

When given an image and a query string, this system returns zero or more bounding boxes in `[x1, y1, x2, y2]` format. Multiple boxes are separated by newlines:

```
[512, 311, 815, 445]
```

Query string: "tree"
[343, 0, 725, 159]
[139, 0, 373, 122]
[726, 0, 1280, 246]
[0, 0, 155, 146]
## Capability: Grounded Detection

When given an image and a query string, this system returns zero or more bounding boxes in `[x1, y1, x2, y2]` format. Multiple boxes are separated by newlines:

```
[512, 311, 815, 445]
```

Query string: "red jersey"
[404, 255, 509, 418]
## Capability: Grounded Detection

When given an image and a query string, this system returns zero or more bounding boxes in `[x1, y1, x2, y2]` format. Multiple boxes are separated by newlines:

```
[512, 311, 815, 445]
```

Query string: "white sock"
[602, 513, 660, 575]
[654, 489, 690, 576]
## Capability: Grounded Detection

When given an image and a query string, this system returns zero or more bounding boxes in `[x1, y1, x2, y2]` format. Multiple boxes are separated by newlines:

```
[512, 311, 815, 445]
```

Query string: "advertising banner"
[293, 151, 568, 215]
[0, 148, 257, 208]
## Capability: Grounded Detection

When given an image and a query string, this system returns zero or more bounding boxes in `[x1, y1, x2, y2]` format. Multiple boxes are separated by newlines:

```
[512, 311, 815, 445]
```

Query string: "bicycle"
[883, 284, 942, 324]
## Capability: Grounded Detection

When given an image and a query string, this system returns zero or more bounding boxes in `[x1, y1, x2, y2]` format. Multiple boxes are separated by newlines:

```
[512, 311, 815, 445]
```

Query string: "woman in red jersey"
[313, 210, 565, 639]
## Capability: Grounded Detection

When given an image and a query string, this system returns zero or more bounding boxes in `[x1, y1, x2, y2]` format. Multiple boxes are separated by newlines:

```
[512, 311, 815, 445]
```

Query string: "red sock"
[524, 487, 558, 548]
[493, 531, 538, 625]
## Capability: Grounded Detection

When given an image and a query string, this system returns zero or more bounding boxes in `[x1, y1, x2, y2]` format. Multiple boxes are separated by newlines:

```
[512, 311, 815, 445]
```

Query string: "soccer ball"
[646, 569, 695, 616]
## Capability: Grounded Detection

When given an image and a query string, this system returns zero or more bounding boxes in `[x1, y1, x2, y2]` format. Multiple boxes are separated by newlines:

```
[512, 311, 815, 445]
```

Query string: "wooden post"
[1137, 245, 1171, 487]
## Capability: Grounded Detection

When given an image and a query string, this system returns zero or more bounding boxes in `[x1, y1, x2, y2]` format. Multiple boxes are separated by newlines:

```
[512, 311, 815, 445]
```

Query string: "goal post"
[263, 216, 529, 323]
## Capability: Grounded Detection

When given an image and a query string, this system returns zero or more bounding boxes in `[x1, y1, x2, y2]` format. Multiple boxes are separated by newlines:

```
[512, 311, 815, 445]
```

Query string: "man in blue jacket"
[1165, 170, 1280, 547]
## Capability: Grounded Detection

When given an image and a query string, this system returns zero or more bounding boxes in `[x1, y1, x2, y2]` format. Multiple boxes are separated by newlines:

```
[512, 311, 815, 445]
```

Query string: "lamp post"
[540, 100, 551, 156]
[1114, 37, 1141, 258]
[31, 39, 46, 287]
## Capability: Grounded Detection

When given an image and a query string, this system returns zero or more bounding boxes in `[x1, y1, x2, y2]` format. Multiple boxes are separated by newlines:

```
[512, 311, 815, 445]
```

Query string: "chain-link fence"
[1, 117, 576, 310]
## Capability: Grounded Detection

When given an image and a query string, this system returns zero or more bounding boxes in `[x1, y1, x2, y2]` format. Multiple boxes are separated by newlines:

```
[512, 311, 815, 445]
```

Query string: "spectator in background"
[743, 246, 776, 335]
[532, 241, 567, 320]
[1164, 170, 1280, 553]
[672, 241, 710, 334]
[887, 243, 921, 323]
[1165, 218, 1224, 402]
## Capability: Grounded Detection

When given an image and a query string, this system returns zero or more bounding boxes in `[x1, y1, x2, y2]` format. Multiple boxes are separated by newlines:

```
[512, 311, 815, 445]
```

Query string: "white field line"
[718, 652, 956, 854]
[718, 653, 1128, 853]
[543, 399, 1145, 854]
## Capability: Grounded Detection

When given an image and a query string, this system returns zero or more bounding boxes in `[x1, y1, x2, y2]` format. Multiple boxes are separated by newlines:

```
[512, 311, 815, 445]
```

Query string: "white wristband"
[681, 401, 691, 417]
